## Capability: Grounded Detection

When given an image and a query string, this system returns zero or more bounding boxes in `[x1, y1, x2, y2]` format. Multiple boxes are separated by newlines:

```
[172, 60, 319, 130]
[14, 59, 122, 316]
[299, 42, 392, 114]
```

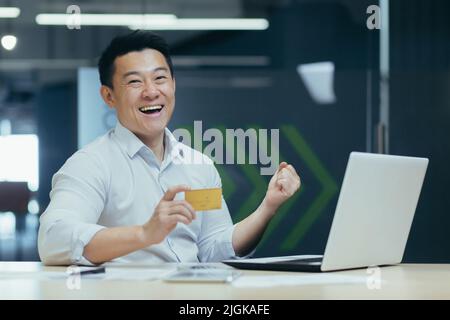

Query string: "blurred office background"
[0, 0, 448, 262]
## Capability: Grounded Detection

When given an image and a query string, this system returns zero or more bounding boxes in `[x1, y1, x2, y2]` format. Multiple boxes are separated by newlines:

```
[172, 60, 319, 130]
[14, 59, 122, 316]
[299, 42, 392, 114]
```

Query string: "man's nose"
[142, 82, 159, 99]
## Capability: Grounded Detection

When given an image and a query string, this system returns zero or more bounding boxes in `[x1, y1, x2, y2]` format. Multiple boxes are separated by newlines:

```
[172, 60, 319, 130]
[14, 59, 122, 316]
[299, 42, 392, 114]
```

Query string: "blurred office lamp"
[297, 62, 336, 105]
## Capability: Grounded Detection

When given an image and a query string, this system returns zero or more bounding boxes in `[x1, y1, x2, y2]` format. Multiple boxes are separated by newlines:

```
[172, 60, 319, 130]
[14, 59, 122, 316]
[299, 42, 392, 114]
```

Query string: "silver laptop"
[223, 152, 429, 272]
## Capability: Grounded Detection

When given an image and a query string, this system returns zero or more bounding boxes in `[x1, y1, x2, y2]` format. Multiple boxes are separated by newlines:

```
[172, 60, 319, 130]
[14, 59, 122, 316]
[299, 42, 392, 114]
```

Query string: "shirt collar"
[113, 121, 183, 163]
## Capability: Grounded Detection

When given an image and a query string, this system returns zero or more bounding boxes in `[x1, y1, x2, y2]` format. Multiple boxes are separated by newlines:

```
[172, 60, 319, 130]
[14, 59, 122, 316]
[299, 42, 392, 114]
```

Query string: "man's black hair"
[98, 30, 174, 88]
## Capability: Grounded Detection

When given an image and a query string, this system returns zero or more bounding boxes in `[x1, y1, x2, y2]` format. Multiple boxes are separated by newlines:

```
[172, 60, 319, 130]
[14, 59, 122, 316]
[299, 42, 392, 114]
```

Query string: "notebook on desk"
[223, 152, 429, 272]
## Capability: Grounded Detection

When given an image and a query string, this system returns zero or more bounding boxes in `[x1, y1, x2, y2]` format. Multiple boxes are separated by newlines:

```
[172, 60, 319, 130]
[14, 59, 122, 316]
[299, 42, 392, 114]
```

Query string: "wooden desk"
[0, 262, 448, 299]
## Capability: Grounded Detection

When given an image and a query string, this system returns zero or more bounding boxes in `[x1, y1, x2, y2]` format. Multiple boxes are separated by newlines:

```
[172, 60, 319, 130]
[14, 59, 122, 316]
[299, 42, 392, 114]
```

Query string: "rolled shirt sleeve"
[38, 151, 108, 265]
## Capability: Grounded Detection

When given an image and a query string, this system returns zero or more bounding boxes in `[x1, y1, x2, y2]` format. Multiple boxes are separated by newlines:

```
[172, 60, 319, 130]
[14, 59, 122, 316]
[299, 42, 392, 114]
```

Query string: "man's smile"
[138, 104, 165, 115]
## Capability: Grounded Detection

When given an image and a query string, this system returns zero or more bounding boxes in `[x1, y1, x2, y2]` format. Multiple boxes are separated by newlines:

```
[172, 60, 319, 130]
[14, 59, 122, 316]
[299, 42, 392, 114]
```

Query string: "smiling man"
[38, 31, 301, 265]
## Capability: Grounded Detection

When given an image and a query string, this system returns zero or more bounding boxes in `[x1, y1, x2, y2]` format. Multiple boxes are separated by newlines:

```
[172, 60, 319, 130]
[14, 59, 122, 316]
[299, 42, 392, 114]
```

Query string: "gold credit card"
[185, 188, 222, 211]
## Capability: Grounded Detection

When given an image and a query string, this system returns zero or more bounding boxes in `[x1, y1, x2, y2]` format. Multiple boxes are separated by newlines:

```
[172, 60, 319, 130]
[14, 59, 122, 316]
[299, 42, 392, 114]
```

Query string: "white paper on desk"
[232, 274, 370, 288]
[0, 271, 67, 280]
[0, 267, 174, 281]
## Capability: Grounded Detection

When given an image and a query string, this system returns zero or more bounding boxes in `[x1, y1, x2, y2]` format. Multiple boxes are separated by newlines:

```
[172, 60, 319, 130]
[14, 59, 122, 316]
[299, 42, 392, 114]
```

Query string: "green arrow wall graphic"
[216, 166, 235, 200]
[280, 125, 338, 251]
[233, 162, 267, 221]
[257, 156, 304, 250]
[175, 123, 337, 252]
[219, 125, 267, 222]
[239, 124, 304, 250]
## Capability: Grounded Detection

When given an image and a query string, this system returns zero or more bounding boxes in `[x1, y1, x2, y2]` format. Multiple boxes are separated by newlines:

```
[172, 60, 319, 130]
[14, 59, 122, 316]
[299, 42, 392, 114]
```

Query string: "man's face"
[102, 48, 175, 142]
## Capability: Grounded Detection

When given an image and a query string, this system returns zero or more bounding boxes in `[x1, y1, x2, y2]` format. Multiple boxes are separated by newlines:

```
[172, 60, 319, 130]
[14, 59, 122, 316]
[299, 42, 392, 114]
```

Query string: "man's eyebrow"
[153, 67, 169, 73]
[122, 71, 142, 79]
[122, 67, 169, 79]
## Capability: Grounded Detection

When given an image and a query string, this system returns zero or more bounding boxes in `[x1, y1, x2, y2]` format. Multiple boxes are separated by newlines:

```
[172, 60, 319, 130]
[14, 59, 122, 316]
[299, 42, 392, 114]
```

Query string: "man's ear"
[100, 85, 116, 109]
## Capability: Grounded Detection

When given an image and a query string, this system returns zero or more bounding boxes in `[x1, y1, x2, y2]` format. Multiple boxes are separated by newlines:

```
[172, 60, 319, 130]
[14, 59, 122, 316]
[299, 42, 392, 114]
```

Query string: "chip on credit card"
[185, 188, 222, 211]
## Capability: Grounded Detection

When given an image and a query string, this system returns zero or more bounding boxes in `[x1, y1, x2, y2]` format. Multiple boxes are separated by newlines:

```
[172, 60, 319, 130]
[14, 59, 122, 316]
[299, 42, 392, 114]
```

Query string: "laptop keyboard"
[272, 257, 323, 265]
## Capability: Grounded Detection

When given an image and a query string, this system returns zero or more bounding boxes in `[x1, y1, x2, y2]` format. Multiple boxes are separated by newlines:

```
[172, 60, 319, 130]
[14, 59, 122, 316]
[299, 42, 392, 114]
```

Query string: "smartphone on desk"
[163, 266, 241, 283]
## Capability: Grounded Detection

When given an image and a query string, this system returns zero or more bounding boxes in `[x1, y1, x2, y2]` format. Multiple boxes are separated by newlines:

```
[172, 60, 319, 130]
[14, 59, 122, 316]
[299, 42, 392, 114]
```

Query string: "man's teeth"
[139, 105, 163, 112]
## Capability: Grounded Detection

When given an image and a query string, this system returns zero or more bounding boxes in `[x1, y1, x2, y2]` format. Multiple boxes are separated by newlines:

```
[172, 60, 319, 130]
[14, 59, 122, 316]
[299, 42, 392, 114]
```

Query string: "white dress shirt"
[38, 121, 242, 265]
